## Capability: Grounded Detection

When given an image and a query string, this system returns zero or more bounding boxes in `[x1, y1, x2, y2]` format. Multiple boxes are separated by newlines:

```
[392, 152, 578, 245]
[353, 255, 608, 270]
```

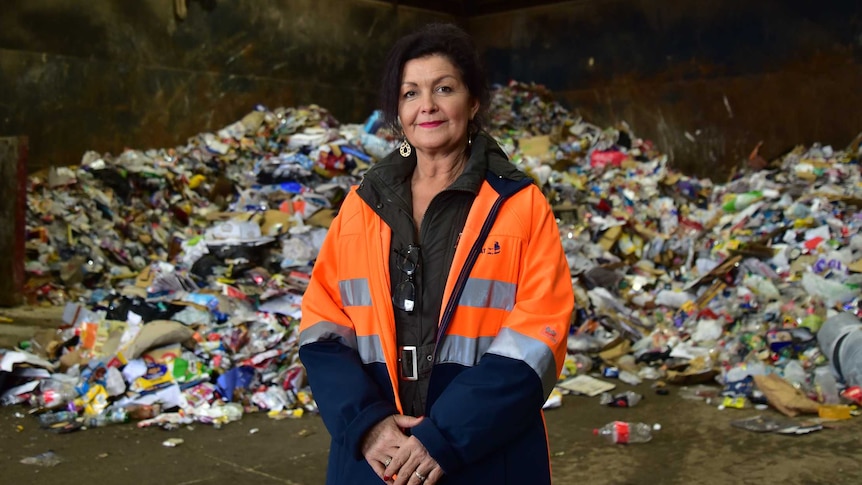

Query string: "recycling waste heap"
[2, 80, 862, 432]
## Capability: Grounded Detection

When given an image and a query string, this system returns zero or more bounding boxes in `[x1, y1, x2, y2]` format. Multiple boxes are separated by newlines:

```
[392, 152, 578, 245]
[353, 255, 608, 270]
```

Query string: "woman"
[300, 23, 573, 485]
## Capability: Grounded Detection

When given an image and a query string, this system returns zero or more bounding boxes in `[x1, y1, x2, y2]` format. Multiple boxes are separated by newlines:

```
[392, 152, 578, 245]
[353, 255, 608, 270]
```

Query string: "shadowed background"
[0, 0, 860, 178]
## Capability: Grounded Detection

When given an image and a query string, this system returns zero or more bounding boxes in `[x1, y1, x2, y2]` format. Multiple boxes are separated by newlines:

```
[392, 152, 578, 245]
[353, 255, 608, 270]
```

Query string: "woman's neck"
[413, 148, 468, 189]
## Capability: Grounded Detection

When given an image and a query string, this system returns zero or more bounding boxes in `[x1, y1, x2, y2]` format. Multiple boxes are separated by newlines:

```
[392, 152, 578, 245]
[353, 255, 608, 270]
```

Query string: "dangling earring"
[400, 139, 412, 157]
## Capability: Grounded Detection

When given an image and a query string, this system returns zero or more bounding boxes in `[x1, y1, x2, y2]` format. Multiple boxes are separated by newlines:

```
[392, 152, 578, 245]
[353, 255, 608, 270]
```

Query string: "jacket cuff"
[412, 419, 463, 474]
[344, 401, 399, 460]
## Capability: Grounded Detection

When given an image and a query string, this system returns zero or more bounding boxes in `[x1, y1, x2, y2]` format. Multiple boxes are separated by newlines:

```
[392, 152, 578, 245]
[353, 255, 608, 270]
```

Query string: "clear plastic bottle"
[84, 408, 129, 428]
[813, 367, 841, 404]
[782, 360, 807, 388]
[593, 421, 657, 444]
[571, 353, 593, 375]
[37, 410, 79, 427]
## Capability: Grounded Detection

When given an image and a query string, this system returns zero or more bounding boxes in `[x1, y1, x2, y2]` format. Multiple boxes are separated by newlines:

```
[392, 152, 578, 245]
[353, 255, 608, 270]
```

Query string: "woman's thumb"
[393, 414, 424, 428]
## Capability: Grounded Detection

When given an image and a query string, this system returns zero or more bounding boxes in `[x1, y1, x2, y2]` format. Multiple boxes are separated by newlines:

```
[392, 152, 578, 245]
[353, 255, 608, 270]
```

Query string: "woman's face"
[398, 54, 479, 156]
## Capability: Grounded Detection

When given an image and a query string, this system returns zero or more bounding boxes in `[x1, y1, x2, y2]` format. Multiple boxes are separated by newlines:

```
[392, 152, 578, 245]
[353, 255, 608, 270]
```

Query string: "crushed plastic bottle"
[599, 391, 643, 407]
[618, 370, 643, 386]
[162, 438, 185, 447]
[593, 421, 658, 444]
[32, 378, 78, 409]
[37, 410, 79, 428]
[20, 451, 63, 467]
[721, 190, 763, 212]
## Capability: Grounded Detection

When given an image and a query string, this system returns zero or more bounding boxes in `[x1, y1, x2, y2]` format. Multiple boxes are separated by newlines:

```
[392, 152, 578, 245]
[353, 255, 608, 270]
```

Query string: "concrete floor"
[1, 308, 860, 485]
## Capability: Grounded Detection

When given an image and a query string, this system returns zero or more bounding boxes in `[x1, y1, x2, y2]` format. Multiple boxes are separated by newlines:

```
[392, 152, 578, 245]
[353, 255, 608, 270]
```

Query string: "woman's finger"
[423, 464, 444, 484]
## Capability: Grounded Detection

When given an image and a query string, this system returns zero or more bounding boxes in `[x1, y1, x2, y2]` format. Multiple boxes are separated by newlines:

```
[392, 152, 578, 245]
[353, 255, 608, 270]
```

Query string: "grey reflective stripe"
[436, 335, 495, 367]
[357, 334, 386, 364]
[339, 278, 372, 307]
[486, 327, 558, 398]
[459, 278, 516, 311]
[299, 321, 357, 350]
[299, 322, 384, 364]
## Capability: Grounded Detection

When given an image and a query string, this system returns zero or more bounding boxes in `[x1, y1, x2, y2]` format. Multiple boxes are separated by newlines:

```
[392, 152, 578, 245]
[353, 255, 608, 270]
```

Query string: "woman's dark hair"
[379, 23, 489, 133]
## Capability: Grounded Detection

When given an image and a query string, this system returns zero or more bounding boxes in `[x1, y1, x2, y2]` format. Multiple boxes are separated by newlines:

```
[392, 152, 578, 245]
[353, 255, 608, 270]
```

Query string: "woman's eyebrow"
[401, 74, 458, 87]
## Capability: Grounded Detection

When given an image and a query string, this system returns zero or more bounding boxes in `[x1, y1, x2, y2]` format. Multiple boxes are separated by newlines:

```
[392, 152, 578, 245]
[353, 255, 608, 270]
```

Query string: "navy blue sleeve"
[410, 354, 545, 474]
[300, 341, 399, 460]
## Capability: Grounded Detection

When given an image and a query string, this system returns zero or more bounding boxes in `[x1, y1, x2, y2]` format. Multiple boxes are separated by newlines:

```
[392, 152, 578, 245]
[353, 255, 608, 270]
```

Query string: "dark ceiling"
[380, 0, 576, 17]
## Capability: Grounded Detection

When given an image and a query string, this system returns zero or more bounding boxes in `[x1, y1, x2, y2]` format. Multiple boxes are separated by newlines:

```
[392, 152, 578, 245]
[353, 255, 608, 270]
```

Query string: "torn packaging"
[753, 373, 819, 417]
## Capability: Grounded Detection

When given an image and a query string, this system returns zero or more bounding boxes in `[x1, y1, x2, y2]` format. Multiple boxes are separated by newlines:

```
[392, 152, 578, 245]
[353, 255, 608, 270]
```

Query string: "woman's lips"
[418, 121, 444, 128]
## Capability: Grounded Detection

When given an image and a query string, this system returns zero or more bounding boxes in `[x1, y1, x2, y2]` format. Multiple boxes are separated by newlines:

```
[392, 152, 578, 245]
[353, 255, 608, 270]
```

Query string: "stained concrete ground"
[1, 307, 860, 485]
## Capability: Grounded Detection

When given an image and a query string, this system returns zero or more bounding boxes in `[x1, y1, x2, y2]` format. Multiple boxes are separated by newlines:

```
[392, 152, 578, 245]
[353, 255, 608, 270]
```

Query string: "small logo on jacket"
[542, 326, 558, 343]
[480, 241, 501, 255]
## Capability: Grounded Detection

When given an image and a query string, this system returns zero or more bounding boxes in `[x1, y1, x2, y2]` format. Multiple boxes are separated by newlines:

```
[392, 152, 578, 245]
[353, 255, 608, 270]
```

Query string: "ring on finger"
[414, 470, 427, 481]
[383, 457, 391, 467]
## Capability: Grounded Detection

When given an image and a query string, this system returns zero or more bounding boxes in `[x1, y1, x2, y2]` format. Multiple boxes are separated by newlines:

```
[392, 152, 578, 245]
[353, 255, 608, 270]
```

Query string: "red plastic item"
[590, 149, 627, 170]
[841, 386, 862, 404]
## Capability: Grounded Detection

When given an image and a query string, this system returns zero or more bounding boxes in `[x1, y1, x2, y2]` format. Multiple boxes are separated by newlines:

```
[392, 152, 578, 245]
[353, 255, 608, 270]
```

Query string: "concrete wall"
[469, 0, 862, 178]
[0, 137, 27, 306]
[0, 0, 454, 172]
[3, 0, 860, 178]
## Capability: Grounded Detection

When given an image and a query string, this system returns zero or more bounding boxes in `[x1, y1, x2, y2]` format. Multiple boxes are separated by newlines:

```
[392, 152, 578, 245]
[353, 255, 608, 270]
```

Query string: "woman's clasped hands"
[361, 415, 445, 484]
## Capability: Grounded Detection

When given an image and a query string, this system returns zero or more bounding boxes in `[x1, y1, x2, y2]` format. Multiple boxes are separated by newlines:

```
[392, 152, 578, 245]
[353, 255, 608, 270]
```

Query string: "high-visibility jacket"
[299, 144, 574, 484]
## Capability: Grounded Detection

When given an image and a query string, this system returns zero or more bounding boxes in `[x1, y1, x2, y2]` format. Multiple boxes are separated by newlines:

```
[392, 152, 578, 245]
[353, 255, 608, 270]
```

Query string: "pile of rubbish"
[3, 104, 391, 430]
[2, 80, 862, 434]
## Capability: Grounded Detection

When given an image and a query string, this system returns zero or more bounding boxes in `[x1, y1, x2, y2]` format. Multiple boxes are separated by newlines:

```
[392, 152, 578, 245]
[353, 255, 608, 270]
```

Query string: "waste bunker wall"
[1, 0, 860, 179]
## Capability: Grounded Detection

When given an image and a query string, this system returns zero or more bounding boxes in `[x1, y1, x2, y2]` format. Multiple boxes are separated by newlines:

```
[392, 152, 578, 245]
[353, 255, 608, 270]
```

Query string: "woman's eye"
[403, 91, 416, 99]
[437, 86, 453, 93]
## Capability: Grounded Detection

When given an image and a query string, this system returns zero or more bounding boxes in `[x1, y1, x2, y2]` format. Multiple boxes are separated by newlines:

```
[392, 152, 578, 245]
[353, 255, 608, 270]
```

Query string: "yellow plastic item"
[722, 396, 748, 409]
[818, 404, 852, 420]
[267, 408, 304, 420]
[188, 174, 206, 189]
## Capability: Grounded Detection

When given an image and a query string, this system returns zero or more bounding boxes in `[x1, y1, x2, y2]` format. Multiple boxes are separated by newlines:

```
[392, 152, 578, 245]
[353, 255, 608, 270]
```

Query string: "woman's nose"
[420, 92, 437, 113]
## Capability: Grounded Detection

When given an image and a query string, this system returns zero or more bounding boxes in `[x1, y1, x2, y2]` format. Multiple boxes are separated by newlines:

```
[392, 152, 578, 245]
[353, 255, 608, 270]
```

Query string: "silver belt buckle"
[399, 345, 418, 381]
